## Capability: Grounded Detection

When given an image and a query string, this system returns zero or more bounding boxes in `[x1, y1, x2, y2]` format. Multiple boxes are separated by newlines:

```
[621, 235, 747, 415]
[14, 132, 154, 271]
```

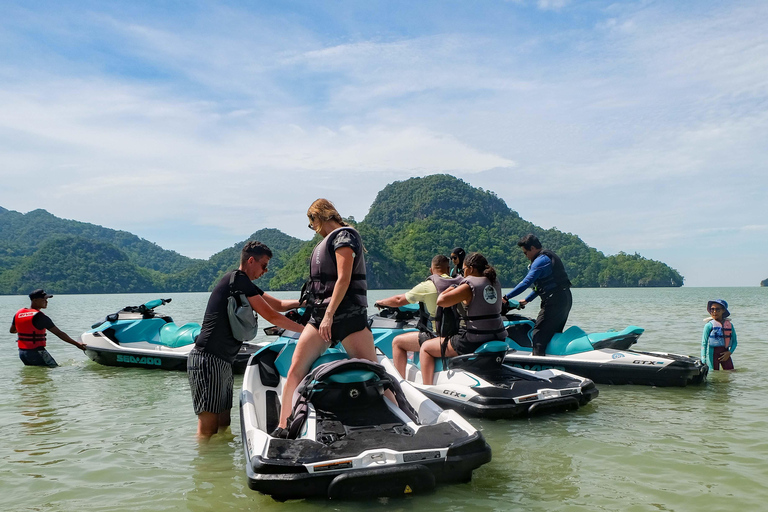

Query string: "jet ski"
[81, 298, 257, 373]
[502, 311, 708, 387]
[370, 304, 598, 419]
[239, 332, 492, 500]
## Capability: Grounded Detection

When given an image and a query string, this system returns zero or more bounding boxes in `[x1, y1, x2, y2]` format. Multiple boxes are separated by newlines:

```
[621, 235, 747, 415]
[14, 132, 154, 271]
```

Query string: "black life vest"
[532, 249, 572, 296]
[307, 227, 368, 309]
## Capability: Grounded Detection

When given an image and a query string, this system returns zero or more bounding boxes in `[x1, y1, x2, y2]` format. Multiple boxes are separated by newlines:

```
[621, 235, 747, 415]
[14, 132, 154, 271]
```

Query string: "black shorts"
[449, 331, 505, 356]
[418, 331, 436, 346]
[308, 307, 370, 346]
[187, 348, 233, 415]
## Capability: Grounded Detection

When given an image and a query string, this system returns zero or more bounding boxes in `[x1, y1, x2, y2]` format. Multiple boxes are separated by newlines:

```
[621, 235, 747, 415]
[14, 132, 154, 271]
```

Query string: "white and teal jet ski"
[240, 333, 492, 500]
[502, 310, 707, 387]
[370, 305, 598, 419]
[81, 298, 257, 373]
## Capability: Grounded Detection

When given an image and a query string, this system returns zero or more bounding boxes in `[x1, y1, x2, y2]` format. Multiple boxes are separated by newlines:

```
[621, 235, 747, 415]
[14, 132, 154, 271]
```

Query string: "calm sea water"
[1, 287, 766, 511]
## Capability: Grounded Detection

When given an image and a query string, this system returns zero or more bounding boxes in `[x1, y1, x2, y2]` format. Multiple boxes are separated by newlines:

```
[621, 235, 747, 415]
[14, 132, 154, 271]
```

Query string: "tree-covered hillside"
[268, 175, 683, 289]
[0, 175, 683, 294]
[0, 208, 197, 274]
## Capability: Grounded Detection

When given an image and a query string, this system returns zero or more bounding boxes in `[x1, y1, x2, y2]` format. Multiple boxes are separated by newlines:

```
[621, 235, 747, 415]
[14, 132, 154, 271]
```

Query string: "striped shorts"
[187, 348, 234, 415]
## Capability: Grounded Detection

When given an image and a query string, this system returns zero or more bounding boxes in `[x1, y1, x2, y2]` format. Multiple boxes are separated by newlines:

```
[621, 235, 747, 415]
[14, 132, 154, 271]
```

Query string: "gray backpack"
[227, 271, 259, 341]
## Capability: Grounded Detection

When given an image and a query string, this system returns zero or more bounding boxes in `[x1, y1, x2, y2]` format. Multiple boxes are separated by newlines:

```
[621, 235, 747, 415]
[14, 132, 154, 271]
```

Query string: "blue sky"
[1, 0, 766, 286]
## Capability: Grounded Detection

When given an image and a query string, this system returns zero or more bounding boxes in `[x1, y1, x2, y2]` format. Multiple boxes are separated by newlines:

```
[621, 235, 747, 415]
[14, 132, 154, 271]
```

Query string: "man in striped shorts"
[188, 241, 305, 440]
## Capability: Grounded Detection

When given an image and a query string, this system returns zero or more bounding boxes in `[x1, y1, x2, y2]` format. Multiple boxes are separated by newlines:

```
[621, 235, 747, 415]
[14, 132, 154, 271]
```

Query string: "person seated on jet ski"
[419, 253, 507, 386]
[374, 254, 459, 378]
[450, 247, 466, 277]
[503, 234, 572, 356]
[273, 198, 380, 438]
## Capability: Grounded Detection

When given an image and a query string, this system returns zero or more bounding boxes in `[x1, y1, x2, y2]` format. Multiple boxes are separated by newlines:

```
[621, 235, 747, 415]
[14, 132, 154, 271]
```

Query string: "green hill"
[0, 208, 197, 274]
[268, 175, 683, 289]
[0, 175, 684, 294]
[0, 235, 159, 294]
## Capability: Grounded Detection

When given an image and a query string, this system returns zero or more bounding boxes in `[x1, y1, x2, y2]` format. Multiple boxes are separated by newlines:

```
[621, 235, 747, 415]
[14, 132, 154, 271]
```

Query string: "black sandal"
[271, 427, 289, 439]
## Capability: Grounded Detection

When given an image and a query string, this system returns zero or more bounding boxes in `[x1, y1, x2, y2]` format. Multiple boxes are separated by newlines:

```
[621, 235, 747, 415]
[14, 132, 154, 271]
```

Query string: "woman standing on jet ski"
[419, 253, 507, 386]
[273, 199, 378, 437]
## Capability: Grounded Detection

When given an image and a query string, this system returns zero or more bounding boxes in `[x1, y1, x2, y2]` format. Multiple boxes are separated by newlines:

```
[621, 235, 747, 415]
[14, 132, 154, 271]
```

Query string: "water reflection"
[18, 366, 61, 437]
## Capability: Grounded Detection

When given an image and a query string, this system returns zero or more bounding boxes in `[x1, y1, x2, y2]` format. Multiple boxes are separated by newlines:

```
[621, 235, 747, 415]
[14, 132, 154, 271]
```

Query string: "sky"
[0, 0, 766, 286]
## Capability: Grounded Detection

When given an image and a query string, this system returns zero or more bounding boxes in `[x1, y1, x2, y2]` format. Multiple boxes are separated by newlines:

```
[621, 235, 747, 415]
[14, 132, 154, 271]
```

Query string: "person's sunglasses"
[307, 214, 315, 230]
[710, 307, 723, 312]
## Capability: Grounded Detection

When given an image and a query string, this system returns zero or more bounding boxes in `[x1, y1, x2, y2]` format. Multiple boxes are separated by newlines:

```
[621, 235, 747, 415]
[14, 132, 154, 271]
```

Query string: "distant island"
[0, 175, 684, 295]
[762, 278, 768, 287]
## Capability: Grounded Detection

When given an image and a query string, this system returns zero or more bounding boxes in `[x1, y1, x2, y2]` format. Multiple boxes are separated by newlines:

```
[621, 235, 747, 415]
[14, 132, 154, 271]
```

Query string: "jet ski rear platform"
[240, 336, 491, 500]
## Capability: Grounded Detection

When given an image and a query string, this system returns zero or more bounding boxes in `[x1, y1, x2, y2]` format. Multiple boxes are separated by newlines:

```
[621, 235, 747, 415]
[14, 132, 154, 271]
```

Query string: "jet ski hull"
[502, 350, 708, 387]
[240, 337, 492, 500]
[82, 337, 256, 374]
[370, 307, 598, 418]
[81, 300, 257, 373]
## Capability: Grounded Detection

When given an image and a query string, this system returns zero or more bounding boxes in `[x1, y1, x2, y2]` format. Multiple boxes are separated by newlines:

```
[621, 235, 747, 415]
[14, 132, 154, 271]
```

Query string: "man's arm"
[48, 325, 86, 350]
[374, 294, 410, 309]
[248, 295, 305, 333]
[505, 255, 551, 301]
[10, 319, 16, 334]
[261, 293, 301, 312]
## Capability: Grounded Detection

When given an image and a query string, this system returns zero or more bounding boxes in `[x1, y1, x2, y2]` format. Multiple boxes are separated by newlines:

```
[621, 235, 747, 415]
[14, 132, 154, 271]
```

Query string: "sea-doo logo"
[483, 285, 498, 304]
[612, 353, 625, 359]
[116, 355, 162, 366]
[349, 389, 360, 398]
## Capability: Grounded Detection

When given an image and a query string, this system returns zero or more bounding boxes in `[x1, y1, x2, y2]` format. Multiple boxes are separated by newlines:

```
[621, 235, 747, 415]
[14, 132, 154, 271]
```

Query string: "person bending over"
[503, 234, 572, 356]
[188, 241, 304, 440]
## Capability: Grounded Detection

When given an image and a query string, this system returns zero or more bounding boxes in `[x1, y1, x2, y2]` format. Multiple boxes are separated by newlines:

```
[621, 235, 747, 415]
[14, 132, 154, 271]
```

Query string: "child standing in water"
[702, 299, 737, 371]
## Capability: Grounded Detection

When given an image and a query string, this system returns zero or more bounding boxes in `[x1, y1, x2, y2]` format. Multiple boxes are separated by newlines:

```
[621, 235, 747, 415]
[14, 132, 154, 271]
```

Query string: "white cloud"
[537, 0, 571, 12]
[1, 0, 766, 285]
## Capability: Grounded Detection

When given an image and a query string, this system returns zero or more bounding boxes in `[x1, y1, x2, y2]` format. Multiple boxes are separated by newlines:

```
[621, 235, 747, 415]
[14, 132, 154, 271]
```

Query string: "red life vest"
[14, 308, 47, 350]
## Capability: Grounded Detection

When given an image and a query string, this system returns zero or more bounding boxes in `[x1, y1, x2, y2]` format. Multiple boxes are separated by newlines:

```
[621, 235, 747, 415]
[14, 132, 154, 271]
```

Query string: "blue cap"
[707, 299, 730, 317]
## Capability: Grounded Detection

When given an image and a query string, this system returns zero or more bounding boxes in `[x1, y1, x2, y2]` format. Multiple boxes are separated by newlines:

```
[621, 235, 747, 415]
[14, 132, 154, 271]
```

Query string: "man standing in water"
[10, 289, 86, 367]
[188, 241, 305, 440]
[503, 234, 572, 356]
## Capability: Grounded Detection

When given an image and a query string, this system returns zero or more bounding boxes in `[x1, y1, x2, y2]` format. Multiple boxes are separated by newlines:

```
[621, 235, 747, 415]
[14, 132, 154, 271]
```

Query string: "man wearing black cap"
[10, 289, 86, 367]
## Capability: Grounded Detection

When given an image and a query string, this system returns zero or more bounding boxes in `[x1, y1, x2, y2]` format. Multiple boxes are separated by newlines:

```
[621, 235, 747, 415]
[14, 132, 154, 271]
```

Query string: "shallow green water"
[1, 287, 766, 511]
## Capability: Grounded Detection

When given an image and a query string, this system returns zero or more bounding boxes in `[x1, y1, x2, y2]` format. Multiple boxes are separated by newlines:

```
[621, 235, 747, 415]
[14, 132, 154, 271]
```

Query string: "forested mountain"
[0, 208, 197, 273]
[0, 175, 683, 295]
[267, 175, 683, 290]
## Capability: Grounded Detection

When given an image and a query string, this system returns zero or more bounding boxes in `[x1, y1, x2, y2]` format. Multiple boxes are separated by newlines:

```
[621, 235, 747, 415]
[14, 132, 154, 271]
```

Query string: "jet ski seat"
[547, 326, 591, 355]
[158, 322, 201, 348]
[274, 343, 350, 378]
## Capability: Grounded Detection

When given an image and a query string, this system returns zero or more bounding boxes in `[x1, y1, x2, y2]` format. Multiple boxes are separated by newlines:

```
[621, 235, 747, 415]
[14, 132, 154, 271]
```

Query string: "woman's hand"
[319, 311, 334, 342]
[719, 350, 732, 362]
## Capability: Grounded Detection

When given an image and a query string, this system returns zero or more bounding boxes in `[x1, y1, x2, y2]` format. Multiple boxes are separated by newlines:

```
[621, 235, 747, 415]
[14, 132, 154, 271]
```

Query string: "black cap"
[29, 289, 53, 300]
